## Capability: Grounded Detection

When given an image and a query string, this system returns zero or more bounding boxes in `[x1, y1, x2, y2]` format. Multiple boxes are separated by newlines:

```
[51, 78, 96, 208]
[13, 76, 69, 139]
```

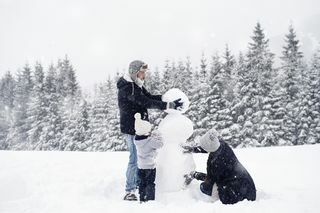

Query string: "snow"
[156, 88, 195, 192]
[1, 144, 320, 213]
[157, 113, 195, 192]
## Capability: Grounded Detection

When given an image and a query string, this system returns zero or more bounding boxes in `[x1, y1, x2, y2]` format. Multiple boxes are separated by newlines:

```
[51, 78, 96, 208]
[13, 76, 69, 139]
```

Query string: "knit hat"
[134, 113, 152, 136]
[199, 128, 220, 152]
[128, 60, 147, 81]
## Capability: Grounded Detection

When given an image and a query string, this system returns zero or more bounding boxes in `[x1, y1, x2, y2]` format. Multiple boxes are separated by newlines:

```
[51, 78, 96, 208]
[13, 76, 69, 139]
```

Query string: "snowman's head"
[162, 88, 190, 114]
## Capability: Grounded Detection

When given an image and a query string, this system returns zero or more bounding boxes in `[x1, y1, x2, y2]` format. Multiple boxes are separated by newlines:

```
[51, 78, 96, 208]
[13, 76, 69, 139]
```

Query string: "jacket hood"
[117, 76, 131, 89]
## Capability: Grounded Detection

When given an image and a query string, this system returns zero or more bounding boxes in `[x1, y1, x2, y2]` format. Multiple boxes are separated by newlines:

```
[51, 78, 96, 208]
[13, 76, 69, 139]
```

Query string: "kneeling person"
[134, 113, 164, 202]
[183, 128, 256, 204]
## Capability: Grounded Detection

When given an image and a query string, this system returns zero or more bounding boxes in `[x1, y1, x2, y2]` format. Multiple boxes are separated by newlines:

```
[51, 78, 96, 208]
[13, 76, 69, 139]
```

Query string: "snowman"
[155, 88, 196, 192]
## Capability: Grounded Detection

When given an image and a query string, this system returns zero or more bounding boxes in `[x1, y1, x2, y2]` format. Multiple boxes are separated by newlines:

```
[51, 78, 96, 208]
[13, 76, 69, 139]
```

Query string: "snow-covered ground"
[0, 144, 320, 213]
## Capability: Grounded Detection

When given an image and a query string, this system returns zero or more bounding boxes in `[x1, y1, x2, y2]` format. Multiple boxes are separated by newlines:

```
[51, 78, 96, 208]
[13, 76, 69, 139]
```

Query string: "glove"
[180, 144, 194, 153]
[183, 171, 196, 186]
[167, 98, 183, 110]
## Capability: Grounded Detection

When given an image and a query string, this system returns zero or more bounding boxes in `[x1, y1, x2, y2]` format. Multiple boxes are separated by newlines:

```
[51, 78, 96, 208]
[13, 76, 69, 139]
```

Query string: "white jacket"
[134, 131, 163, 169]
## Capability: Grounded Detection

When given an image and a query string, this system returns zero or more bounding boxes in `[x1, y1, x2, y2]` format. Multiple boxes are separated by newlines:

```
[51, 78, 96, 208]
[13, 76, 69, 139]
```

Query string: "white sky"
[0, 0, 319, 89]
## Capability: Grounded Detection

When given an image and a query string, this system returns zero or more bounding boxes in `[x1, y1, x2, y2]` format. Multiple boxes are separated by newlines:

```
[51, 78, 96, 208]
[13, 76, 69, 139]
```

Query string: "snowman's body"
[155, 89, 196, 192]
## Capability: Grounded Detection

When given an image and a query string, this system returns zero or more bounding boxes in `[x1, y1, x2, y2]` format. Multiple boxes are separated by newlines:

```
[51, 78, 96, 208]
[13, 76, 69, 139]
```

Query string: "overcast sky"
[1, 0, 320, 89]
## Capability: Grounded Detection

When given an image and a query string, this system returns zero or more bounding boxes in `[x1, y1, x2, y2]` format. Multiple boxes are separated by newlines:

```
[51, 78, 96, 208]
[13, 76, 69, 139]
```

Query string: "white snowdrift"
[0, 144, 320, 213]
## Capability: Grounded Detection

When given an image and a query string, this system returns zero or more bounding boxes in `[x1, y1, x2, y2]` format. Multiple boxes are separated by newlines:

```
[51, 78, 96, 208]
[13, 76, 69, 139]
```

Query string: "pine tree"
[104, 77, 124, 151]
[37, 64, 63, 150]
[222, 44, 236, 101]
[144, 67, 165, 126]
[0, 71, 15, 149]
[304, 49, 320, 144]
[280, 25, 305, 145]
[247, 22, 275, 97]
[87, 81, 112, 151]
[188, 54, 210, 140]
[233, 23, 275, 147]
[162, 59, 176, 92]
[28, 62, 47, 148]
[64, 99, 91, 151]
[199, 52, 208, 82]
[6, 64, 33, 149]
[183, 57, 194, 97]
[57, 55, 81, 112]
[207, 52, 233, 144]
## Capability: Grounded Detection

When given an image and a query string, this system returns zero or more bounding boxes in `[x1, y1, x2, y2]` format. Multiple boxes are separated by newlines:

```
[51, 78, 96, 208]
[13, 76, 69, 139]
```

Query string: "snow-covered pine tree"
[87, 79, 116, 151]
[229, 53, 246, 147]
[57, 55, 81, 112]
[222, 44, 236, 102]
[304, 49, 320, 144]
[6, 64, 33, 150]
[188, 53, 210, 140]
[199, 52, 208, 83]
[27, 62, 47, 149]
[57, 56, 82, 150]
[246, 23, 275, 97]
[280, 25, 304, 145]
[36, 64, 64, 150]
[260, 73, 288, 146]
[183, 57, 194, 97]
[64, 99, 91, 151]
[0, 71, 15, 149]
[207, 52, 233, 145]
[162, 59, 176, 92]
[234, 23, 275, 147]
[104, 76, 125, 151]
[144, 67, 165, 127]
[175, 60, 186, 92]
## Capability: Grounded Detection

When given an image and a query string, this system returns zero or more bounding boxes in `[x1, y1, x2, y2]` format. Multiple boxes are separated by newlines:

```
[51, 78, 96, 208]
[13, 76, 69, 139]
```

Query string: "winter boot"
[123, 192, 138, 201]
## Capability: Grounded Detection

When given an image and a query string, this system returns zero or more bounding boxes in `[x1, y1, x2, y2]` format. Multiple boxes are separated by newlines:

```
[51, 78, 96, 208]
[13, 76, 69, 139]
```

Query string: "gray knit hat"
[199, 128, 220, 152]
[128, 60, 147, 81]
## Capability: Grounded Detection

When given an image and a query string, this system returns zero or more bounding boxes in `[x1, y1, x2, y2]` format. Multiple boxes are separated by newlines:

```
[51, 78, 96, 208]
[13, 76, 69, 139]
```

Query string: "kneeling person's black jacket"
[192, 140, 256, 204]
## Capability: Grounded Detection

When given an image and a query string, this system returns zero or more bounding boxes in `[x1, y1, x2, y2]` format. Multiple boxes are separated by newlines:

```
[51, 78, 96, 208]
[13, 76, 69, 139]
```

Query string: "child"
[183, 128, 256, 204]
[134, 113, 163, 202]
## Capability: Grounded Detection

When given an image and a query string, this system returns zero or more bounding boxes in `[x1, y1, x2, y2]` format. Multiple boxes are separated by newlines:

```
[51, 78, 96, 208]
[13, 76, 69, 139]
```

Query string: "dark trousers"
[138, 168, 156, 202]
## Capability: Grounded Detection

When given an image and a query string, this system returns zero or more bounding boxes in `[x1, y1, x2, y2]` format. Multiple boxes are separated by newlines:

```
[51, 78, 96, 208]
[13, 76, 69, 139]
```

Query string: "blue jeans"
[124, 134, 139, 192]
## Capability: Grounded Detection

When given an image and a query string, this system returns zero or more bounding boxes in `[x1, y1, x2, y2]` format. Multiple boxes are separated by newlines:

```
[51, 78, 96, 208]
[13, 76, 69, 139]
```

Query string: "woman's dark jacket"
[193, 140, 256, 204]
[117, 77, 167, 135]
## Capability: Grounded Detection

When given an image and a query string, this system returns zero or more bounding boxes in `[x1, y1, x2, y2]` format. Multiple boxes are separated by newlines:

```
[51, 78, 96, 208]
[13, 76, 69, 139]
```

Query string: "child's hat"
[134, 113, 152, 136]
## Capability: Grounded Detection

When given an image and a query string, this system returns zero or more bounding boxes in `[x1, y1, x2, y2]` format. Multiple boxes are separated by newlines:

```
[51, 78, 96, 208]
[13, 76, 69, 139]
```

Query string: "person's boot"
[123, 191, 138, 201]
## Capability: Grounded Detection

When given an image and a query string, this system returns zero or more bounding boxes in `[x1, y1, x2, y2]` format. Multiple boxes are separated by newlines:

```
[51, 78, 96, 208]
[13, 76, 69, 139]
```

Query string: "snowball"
[162, 88, 190, 114]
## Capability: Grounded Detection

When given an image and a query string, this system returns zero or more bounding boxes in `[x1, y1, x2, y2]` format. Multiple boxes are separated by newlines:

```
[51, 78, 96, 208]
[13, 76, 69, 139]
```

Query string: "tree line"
[1, 23, 320, 151]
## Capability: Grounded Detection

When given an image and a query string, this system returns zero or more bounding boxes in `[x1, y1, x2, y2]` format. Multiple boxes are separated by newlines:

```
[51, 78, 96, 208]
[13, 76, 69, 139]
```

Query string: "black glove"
[168, 98, 183, 110]
[183, 171, 196, 186]
[181, 145, 194, 153]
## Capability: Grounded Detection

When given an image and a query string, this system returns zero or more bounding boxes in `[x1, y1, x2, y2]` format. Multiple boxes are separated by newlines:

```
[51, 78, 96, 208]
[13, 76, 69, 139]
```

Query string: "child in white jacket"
[133, 113, 163, 202]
